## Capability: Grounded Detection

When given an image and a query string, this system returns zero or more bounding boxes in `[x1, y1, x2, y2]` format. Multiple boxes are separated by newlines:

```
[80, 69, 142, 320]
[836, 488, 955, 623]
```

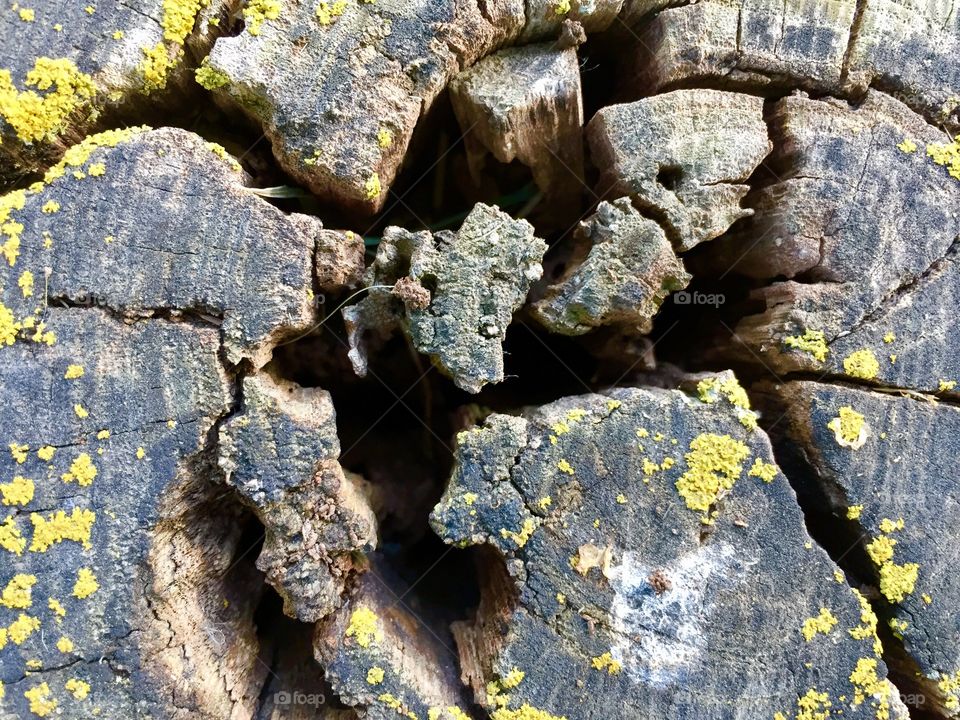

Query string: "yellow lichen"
[783, 329, 829, 362]
[500, 517, 536, 548]
[9, 442, 29, 463]
[19, 7, 35, 21]
[365, 173, 382, 201]
[24, 682, 57, 716]
[696, 376, 758, 429]
[500, 667, 525, 689]
[556, 458, 574, 475]
[72, 568, 99, 599]
[64, 364, 84, 379]
[846, 505, 863, 520]
[1, 573, 37, 609]
[161, 0, 206, 44]
[927, 135, 960, 181]
[195, 64, 230, 90]
[554, 0, 571, 15]
[7, 612, 40, 643]
[897, 138, 917, 153]
[827, 406, 867, 449]
[939, 379, 957, 392]
[74, 403, 89, 418]
[44, 126, 149, 185]
[747, 457, 777, 482]
[843, 349, 880, 380]
[848, 587, 882, 656]
[345, 606, 382, 647]
[492, 705, 568, 720]
[675, 433, 750, 515]
[0, 475, 34, 506]
[0, 57, 97, 143]
[65, 678, 90, 700]
[29, 508, 96, 552]
[0, 516, 26, 555]
[87, 162, 105, 176]
[378, 127, 393, 148]
[61, 453, 97, 486]
[939, 670, 960, 711]
[883, 332, 895, 343]
[243, 0, 282, 35]
[139, 43, 175, 93]
[879, 561, 918, 603]
[57, 636, 74, 653]
[801, 607, 838, 641]
[316, 0, 347, 24]
[18, 270, 34, 297]
[590, 652, 622, 675]
[47, 597, 66, 619]
[367, 666, 385, 685]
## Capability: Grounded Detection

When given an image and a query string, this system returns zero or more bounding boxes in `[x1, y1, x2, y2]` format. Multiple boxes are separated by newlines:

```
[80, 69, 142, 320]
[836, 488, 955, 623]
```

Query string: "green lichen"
[783, 329, 829, 362]
[675, 433, 750, 519]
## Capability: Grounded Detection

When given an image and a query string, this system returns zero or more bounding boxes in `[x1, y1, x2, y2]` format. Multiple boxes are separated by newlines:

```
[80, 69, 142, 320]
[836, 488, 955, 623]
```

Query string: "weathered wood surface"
[588, 89, 771, 251]
[345, 203, 547, 394]
[767, 380, 960, 717]
[449, 43, 584, 213]
[431, 382, 907, 720]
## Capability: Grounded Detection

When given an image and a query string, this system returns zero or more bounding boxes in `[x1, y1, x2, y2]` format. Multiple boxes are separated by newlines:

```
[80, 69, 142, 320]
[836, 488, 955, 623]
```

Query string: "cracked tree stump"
[431, 381, 907, 720]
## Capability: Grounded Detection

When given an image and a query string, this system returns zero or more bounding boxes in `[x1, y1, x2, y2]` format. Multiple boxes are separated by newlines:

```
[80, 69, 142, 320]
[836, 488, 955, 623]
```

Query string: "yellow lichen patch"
[136, 446, 146, 459]
[615, 494, 627, 504]
[696, 376, 758, 430]
[18, 270, 34, 297]
[0, 475, 34, 506]
[883, 332, 896, 343]
[927, 135, 960, 181]
[1, 573, 37, 608]
[556, 458, 574, 475]
[675, 433, 750, 515]
[500, 667, 525, 689]
[938, 670, 960, 712]
[843, 349, 880, 380]
[195, 64, 230, 90]
[24, 682, 57, 716]
[61, 453, 97, 486]
[590, 652, 622, 675]
[243, 0, 282, 35]
[365, 173, 382, 201]
[73, 403, 89, 418]
[87, 162, 105, 176]
[378, 692, 416, 718]
[9, 442, 29, 463]
[65, 678, 90, 700]
[139, 42, 175, 93]
[827, 406, 868, 449]
[206, 142, 242, 171]
[366, 666, 385, 685]
[866, 535, 896, 565]
[747, 457, 777, 482]
[7, 612, 40, 643]
[378, 127, 393, 148]
[492, 704, 568, 720]
[47, 597, 66, 619]
[500, 517, 536, 548]
[72, 567, 99, 599]
[879, 561, 918, 603]
[316, 0, 347, 24]
[345, 606, 382, 647]
[0, 57, 97, 143]
[846, 505, 863, 520]
[939, 379, 957, 392]
[783, 329, 829, 362]
[801, 607, 838, 641]
[0, 516, 26, 554]
[897, 138, 917, 153]
[56, 636, 74, 653]
[64, 364, 84, 379]
[19, 7, 35, 21]
[554, 0, 571, 15]
[161, 0, 206, 44]
[848, 587, 882, 657]
[29, 508, 96, 552]
[849, 657, 887, 706]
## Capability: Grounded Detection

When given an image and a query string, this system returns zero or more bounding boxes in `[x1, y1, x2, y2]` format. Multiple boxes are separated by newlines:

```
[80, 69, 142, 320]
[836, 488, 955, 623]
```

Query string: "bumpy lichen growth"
[927, 135, 960, 181]
[783, 329, 829, 362]
[65, 678, 90, 700]
[0, 475, 34, 505]
[492, 704, 568, 720]
[61, 453, 97, 486]
[366, 666, 385, 684]
[843, 349, 880, 380]
[773, 688, 832, 720]
[243, 0, 282, 35]
[675, 433, 750, 518]
[747, 457, 777, 482]
[24, 682, 57, 716]
[849, 657, 891, 717]
[847, 588, 882, 656]
[139, 43, 175, 93]
[195, 64, 230, 90]
[827, 406, 867, 449]
[316, 0, 347, 24]
[801, 608, 838, 641]
[0, 573, 37, 608]
[29, 508, 96, 552]
[72, 567, 99, 598]
[864, 518, 919, 603]
[0, 57, 97, 143]
[696, 376, 758, 430]
[161, 0, 207, 44]
[590, 652, 622, 675]
[345, 606, 382, 647]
